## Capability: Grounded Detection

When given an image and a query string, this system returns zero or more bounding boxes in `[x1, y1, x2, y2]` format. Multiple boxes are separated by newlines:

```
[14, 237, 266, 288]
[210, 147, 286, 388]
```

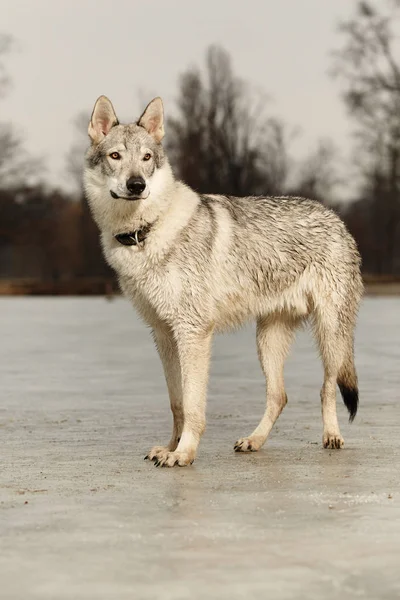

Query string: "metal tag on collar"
[115, 232, 137, 246]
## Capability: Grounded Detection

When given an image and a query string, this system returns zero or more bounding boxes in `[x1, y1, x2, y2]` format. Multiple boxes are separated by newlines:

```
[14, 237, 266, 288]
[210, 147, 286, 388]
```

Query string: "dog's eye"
[109, 152, 121, 160]
[143, 153, 151, 161]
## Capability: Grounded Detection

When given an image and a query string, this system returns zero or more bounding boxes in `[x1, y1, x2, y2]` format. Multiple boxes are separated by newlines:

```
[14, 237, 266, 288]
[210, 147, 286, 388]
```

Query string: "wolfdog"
[84, 96, 363, 467]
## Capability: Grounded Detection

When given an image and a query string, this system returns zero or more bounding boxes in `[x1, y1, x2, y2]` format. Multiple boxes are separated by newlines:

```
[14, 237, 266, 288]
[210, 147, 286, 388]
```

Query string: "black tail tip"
[338, 383, 359, 422]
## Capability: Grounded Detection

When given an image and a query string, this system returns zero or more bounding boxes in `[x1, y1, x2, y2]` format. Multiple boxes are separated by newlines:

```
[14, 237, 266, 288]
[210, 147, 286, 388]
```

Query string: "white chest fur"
[104, 236, 183, 323]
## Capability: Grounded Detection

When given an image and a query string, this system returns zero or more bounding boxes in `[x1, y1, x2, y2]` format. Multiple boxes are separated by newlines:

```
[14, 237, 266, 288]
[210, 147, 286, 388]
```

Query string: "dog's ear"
[138, 97, 164, 143]
[88, 96, 119, 144]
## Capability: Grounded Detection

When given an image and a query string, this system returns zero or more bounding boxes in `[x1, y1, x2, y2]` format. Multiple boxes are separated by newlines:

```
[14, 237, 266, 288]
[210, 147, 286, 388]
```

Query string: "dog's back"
[144, 192, 362, 332]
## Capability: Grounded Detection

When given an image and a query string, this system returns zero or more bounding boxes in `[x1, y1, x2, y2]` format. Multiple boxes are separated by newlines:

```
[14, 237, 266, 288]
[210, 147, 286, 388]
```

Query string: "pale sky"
[1, 0, 356, 192]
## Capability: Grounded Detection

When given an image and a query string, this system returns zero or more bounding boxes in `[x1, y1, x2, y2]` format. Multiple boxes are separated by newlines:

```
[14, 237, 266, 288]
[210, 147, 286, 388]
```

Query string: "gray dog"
[84, 96, 363, 467]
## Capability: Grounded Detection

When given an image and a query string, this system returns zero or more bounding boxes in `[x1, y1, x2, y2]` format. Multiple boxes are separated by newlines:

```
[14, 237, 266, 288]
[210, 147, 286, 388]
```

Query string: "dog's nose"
[126, 177, 146, 195]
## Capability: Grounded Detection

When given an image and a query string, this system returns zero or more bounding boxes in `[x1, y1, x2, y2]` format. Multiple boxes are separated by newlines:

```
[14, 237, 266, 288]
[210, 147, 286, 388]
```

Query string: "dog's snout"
[126, 177, 146, 195]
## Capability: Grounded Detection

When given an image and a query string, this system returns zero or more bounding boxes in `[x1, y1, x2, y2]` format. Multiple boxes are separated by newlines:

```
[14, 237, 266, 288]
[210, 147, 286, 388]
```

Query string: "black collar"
[114, 222, 154, 247]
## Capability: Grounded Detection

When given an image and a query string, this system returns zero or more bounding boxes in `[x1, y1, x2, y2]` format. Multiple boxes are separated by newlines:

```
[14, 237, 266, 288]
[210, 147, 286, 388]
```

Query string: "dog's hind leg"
[313, 305, 359, 449]
[234, 315, 296, 453]
[145, 326, 183, 462]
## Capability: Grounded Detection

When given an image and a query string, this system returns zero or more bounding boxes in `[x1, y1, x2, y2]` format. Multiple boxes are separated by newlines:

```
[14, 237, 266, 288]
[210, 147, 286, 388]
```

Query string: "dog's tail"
[337, 353, 359, 422]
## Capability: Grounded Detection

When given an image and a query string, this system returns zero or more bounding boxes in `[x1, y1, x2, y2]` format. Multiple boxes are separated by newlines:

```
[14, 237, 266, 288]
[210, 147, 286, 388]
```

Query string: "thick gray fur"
[84, 96, 363, 467]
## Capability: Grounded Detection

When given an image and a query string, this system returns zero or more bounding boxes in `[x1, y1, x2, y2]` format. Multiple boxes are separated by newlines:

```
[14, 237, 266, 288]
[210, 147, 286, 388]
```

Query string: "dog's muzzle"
[109, 190, 144, 201]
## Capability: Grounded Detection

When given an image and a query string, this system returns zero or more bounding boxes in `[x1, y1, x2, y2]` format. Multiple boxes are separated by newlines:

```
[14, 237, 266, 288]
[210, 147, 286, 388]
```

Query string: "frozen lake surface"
[1, 297, 400, 599]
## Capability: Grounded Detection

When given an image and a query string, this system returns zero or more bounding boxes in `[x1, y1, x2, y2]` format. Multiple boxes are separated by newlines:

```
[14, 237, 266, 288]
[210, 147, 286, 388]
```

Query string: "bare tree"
[289, 139, 341, 202]
[167, 46, 291, 196]
[0, 125, 42, 187]
[332, 0, 400, 273]
[66, 111, 90, 192]
[0, 33, 42, 188]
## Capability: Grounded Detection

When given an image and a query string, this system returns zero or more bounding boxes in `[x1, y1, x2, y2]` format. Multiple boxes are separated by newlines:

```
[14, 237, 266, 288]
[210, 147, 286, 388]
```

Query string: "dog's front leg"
[152, 328, 213, 467]
[146, 326, 183, 462]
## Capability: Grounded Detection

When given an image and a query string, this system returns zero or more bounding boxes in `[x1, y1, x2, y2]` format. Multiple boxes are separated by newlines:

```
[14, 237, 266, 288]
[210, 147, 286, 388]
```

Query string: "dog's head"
[84, 96, 168, 207]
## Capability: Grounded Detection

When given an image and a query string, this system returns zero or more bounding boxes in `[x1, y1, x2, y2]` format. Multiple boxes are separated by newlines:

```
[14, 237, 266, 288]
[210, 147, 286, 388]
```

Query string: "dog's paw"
[144, 446, 171, 462]
[152, 450, 195, 468]
[323, 433, 344, 449]
[234, 437, 261, 453]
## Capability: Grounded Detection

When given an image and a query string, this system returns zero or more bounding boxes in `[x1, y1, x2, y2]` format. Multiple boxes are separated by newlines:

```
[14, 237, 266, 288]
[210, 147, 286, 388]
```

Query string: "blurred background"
[1, 0, 400, 295]
[2, 5, 400, 596]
